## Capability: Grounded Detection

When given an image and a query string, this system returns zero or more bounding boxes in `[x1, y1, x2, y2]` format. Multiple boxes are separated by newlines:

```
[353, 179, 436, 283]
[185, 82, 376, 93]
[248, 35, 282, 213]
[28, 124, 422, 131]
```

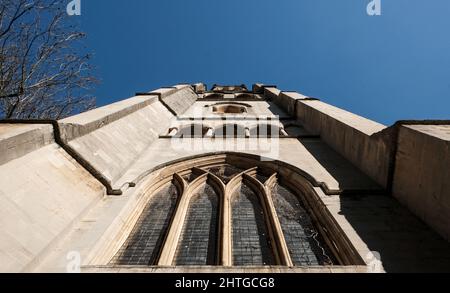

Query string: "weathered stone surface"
[263, 87, 281, 100]
[272, 91, 309, 116]
[180, 101, 290, 119]
[323, 193, 450, 273]
[36, 173, 450, 273]
[160, 86, 198, 115]
[59, 95, 158, 142]
[0, 124, 53, 165]
[112, 137, 382, 193]
[1, 83, 449, 273]
[66, 101, 174, 184]
[192, 83, 206, 93]
[252, 83, 277, 94]
[295, 100, 391, 188]
[0, 144, 104, 272]
[393, 124, 450, 241]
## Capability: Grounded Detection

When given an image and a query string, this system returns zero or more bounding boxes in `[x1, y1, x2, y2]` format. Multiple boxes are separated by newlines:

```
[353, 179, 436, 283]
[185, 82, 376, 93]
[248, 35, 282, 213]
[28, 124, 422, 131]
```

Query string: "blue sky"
[77, 0, 450, 125]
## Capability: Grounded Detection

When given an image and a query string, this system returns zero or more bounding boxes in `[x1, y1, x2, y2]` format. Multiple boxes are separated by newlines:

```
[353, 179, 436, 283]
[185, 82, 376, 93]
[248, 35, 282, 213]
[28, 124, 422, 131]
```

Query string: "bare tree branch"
[0, 0, 97, 119]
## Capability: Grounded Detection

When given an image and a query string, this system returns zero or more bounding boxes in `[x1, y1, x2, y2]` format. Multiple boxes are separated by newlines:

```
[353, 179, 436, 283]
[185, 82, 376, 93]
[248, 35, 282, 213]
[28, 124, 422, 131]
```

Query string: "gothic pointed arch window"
[231, 182, 275, 266]
[174, 182, 220, 265]
[270, 182, 334, 265]
[110, 180, 180, 266]
[108, 153, 363, 269]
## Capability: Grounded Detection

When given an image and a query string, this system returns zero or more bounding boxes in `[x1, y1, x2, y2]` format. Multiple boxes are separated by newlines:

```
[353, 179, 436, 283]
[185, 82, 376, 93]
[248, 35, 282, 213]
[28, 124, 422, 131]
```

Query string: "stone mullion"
[220, 186, 233, 266]
[222, 168, 259, 266]
[222, 174, 242, 266]
[206, 173, 227, 266]
[244, 173, 293, 266]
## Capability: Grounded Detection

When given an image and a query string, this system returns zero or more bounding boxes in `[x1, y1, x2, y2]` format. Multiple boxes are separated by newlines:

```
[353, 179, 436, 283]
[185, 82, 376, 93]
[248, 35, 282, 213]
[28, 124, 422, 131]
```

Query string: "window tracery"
[109, 156, 356, 267]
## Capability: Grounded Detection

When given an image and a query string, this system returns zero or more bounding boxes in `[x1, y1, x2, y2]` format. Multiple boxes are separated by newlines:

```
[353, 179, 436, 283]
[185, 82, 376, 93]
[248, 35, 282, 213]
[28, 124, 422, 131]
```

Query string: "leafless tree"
[0, 0, 96, 119]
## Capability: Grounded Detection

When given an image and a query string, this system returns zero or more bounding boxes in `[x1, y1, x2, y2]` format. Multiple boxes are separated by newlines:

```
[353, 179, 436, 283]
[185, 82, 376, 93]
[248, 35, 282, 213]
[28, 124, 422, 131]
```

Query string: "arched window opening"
[176, 124, 210, 138]
[231, 184, 275, 266]
[215, 124, 247, 138]
[106, 153, 363, 269]
[204, 93, 224, 100]
[110, 181, 179, 266]
[206, 165, 244, 184]
[271, 183, 335, 266]
[174, 184, 220, 265]
[213, 104, 247, 114]
[249, 124, 281, 138]
[235, 93, 254, 99]
[211, 84, 248, 93]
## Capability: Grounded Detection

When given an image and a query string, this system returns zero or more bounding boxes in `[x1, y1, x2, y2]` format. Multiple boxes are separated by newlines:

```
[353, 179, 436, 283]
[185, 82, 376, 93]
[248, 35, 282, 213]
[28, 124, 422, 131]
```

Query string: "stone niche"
[212, 104, 247, 114]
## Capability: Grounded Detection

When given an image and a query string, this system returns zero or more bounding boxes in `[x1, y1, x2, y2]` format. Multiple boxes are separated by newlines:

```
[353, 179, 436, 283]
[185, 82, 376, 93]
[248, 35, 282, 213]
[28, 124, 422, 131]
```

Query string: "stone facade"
[0, 83, 449, 273]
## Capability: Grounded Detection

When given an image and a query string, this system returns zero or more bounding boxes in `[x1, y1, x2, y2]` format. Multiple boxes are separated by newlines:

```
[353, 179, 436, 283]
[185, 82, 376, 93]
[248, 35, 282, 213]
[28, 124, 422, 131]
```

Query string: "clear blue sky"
[77, 0, 450, 125]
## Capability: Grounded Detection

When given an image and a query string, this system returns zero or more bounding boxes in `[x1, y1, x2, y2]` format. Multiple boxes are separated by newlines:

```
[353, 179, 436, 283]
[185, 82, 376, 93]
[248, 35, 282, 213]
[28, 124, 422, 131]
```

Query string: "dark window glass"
[175, 184, 219, 265]
[271, 183, 334, 265]
[232, 184, 274, 266]
[110, 182, 179, 265]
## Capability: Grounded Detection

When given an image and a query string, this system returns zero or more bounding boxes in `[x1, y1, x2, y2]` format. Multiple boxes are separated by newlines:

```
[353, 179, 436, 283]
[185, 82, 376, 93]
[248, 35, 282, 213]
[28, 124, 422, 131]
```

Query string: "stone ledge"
[275, 92, 310, 116]
[59, 85, 197, 143]
[263, 87, 281, 100]
[295, 100, 390, 188]
[65, 102, 175, 186]
[82, 265, 368, 273]
[393, 123, 450, 241]
[252, 83, 277, 94]
[297, 100, 386, 135]
[159, 86, 198, 116]
[192, 83, 206, 93]
[149, 84, 191, 98]
[405, 124, 450, 141]
[0, 123, 54, 165]
[59, 95, 159, 142]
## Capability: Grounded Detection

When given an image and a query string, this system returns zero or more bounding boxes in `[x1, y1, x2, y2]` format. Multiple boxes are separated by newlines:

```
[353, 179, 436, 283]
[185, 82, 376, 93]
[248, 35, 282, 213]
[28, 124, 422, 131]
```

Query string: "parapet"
[259, 85, 450, 242]
[393, 122, 450, 241]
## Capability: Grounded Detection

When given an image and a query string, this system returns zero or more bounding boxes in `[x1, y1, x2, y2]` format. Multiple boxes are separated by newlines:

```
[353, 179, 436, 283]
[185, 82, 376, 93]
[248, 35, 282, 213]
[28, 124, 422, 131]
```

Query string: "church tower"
[0, 83, 449, 272]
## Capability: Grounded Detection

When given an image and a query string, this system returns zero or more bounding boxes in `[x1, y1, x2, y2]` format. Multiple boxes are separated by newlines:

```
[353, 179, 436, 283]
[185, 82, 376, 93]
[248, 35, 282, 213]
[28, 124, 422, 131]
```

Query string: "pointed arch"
[102, 152, 365, 269]
[174, 181, 220, 265]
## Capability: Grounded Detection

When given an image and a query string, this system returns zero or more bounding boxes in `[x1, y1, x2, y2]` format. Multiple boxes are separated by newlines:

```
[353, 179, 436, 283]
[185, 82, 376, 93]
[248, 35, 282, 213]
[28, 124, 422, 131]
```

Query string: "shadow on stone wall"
[300, 136, 450, 272]
[338, 193, 450, 272]
[300, 138, 382, 193]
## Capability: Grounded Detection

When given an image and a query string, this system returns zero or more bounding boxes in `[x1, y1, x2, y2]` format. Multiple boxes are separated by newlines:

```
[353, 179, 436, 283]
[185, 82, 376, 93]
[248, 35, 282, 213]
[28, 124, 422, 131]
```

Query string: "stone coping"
[0, 123, 54, 165]
[82, 265, 368, 273]
[59, 96, 159, 142]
